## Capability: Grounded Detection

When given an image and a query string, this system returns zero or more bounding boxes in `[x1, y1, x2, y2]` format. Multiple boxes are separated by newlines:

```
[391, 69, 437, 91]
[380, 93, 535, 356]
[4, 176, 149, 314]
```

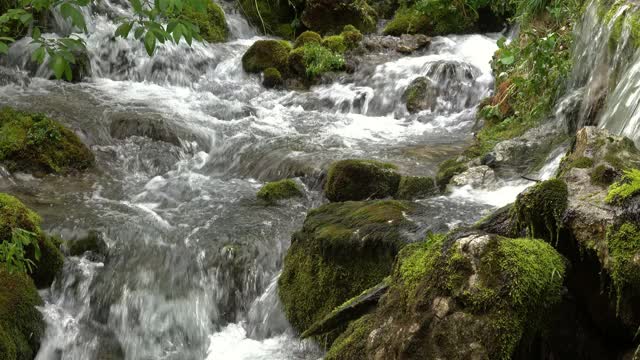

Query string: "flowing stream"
[0, 0, 606, 358]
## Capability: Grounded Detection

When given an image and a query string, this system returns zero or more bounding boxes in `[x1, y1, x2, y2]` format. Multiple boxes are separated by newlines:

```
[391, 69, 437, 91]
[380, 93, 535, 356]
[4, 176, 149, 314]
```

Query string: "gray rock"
[450, 165, 497, 188]
[109, 112, 181, 146]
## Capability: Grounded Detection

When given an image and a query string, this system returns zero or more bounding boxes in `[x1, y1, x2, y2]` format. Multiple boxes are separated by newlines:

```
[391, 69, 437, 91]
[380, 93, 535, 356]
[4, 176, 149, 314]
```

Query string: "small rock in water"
[108, 112, 181, 147]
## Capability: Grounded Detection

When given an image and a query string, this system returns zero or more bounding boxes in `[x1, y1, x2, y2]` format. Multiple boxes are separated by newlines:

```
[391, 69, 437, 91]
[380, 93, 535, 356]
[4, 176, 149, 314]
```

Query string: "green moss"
[278, 200, 414, 340]
[397, 233, 445, 293]
[0, 193, 64, 288]
[383, 6, 430, 35]
[0, 107, 94, 175]
[241, 40, 292, 74]
[300, 0, 376, 34]
[287, 42, 345, 80]
[256, 179, 303, 203]
[435, 158, 468, 190]
[513, 179, 568, 243]
[262, 67, 283, 88]
[590, 164, 612, 186]
[395, 175, 438, 199]
[571, 156, 594, 169]
[322, 35, 347, 53]
[605, 168, 640, 205]
[325, 315, 373, 360]
[294, 30, 322, 48]
[0, 267, 44, 360]
[181, 2, 228, 43]
[606, 222, 640, 312]
[325, 159, 401, 202]
[340, 25, 363, 49]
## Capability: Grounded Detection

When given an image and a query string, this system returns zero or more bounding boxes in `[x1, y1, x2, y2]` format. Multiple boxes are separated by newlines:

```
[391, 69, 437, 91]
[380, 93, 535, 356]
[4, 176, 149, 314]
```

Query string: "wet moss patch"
[605, 168, 640, 205]
[256, 178, 303, 204]
[325, 159, 401, 202]
[513, 179, 568, 243]
[181, 1, 228, 43]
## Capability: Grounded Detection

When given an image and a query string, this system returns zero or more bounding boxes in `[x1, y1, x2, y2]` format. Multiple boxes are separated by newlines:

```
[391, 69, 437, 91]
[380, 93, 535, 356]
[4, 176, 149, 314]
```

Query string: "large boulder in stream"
[278, 200, 426, 343]
[0, 107, 94, 176]
[0, 193, 64, 288]
[241, 40, 292, 74]
[325, 159, 401, 202]
[325, 231, 566, 359]
[0, 267, 45, 360]
[301, 0, 377, 34]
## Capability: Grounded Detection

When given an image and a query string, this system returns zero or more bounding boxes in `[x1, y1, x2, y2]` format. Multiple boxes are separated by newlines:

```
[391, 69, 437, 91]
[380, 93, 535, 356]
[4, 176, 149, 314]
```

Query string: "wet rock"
[237, 0, 300, 38]
[395, 175, 438, 199]
[241, 40, 292, 74]
[0, 107, 94, 176]
[256, 178, 303, 204]
[402, 76, 437, 113]
[450, 165, 497, 188]
[65, 230, 108, 259]
[475, 204, 518, 238]
[0, 268, 44, 360]
[109, 112, 181, 147]
[435, 158, 468, 190]
[301, 0, 377, 34]
[324, 159, 401, 202]
[326, 231, 566, 360]
[0, 66, 30, 86]
[361, 34, 431, 54]
[262, 67, 283, 88]
[278, 200, 425, 344]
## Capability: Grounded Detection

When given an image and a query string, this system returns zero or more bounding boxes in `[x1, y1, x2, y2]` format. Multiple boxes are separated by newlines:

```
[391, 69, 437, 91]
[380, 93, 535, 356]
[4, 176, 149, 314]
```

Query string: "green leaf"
[115, 22, 133, 38]
[0, 42, 8, 54]
[158, 0, 169, 12]
[144, 30, 156, 55]
[64, 62, 72, 81]
[31, 46, 46, 63]
[131, 0, 143, 13]
[61, 3, 87, 31]
[172, 24, 182, 43]
[134, 26, 145, 39]
[32, 26, 41, 40]
[51, 55, 66, 79]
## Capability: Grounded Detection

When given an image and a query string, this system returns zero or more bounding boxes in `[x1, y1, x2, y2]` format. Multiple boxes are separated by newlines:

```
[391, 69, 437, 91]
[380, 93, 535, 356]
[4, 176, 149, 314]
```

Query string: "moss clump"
[256, 179, 303, 204]
[590, 164, 618, 187]
[513, 179, 568, 242]
[294, 30, 322, 48]
[278, 200, 415, 341]
[325, 159, 401, 202]
[571, 156, 594, 169]
[262, 67, 283, 88]
[326, 233, 566, 359]
[0, 107, 94, 175]
[322, 35, 347, 53]
[288, 42, 345, 80]
[395, 175, 438, 199]
[606, 222, 640, 311]
[0, 267, 44, 360]
[181, 2, 229, 43]
[605, 168, 640, 205]
[383, 6, 430, 35]
[0, 193, 64, 288]
[435, 158, 468, 190]
[241, 40, 292, 74]
[340, 25, 363, 49]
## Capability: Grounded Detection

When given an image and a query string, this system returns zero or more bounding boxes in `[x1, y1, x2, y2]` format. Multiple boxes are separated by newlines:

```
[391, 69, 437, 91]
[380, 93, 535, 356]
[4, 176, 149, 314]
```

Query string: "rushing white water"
[0, 0, 518, 359]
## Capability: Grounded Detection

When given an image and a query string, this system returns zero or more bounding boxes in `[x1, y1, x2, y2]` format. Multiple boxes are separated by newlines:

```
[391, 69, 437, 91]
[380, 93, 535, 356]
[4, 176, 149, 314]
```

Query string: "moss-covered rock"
[606, 168, 640, 205]
[435, 158, 468, 190]
[0, 267, 45, 360]
[340, 25, 363, 49]
[241, 40, 292, 74]
[326, 232, 566, 359]
[0, 193, 64, 288]
[383, 6, 431, 36]
[512, 179, 568, 243]
[301, 0, 377, 34]
[278, 200, 419, 343]
[325, 159, 401, 202]
[395, 175, 437, 199]
[402, 76, 436, 113]
[294, 30, 322, 48]
[261, 67, 283, 88]
[181, 1, 229, 43]
[0, 107, 94, 176]
[256, 178, 303, 203]
[322, 35, 347, 53]
[237, 0, 302, 38]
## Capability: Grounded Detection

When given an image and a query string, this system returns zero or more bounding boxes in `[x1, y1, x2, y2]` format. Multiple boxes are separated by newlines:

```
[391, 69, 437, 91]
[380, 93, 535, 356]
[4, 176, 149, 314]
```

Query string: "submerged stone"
[256, 179, 303, 204]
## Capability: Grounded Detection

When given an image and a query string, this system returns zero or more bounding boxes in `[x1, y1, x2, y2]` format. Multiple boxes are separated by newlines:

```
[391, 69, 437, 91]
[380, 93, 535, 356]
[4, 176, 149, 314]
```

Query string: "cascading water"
[0, 0, 515, 358]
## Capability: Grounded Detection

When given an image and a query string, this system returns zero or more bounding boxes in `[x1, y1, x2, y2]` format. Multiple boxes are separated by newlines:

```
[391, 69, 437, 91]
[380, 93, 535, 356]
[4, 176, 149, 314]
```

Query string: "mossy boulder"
[512, 179, 569, 242]
[383, 7, 430, 36]
[261, 67, 283, 88]
[0, 193, 64, 288]
[0, 107, 94, 176]
[241, 40, 292, 74]
[322, 35, 347, 53]
[181, 1, 229, 43]
[278, 200, 421, 342]
[325, 159, 401, 202]
[256, 178, 303, 204]
[435, 158, 468, 190]
[294, 30, 322, 48]
[0, 267, 45, 360]
[301, 0, 377, 34]
[326, 232, 566, 359]
[402, 76, 437, 113]
[237, 0, 302, 38]
[395, 175, 437, 200]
